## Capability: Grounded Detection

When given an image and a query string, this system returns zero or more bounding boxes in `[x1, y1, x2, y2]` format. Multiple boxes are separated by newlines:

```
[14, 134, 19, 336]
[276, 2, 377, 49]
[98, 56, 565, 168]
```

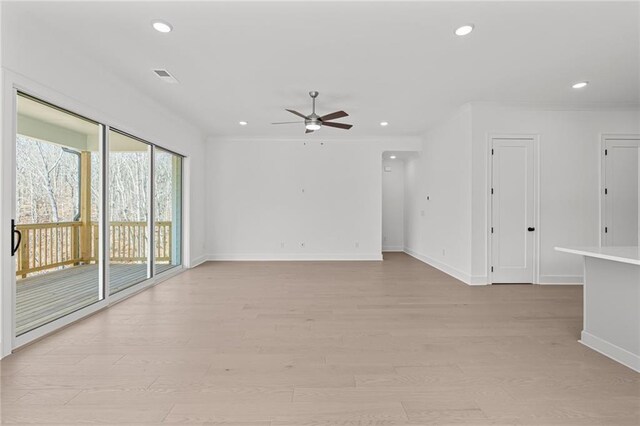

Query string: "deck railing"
[16, 221, 172, 277]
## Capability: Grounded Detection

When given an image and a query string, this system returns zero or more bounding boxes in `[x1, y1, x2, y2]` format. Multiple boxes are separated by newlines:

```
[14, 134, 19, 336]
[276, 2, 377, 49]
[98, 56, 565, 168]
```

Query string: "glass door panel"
[154, 149, 182, 273]
[15, 93, 102, 336]
[108, 130, 150, 294]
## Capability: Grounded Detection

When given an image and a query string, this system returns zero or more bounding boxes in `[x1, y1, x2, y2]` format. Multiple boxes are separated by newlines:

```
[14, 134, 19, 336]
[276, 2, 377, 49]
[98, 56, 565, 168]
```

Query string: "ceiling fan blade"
[271, 121, 303, 125]
[305, 129, 314, 134]
[320, 110, 348, 121]
[286, 109, 309, 119]
[322, 122, 353, 130]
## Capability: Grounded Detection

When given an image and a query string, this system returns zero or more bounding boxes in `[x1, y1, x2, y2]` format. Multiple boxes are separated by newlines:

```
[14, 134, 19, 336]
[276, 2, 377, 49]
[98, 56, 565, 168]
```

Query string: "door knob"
[527, 227, 535, 232]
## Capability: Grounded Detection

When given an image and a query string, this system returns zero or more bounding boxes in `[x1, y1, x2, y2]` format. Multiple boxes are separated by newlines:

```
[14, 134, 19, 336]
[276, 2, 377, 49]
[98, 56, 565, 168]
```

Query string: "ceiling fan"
[272, 91, 353, 133]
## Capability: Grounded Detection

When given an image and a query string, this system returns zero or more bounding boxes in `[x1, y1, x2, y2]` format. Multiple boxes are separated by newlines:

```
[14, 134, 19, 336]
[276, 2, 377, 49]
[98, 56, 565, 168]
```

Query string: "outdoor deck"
[16, 263, 176, 336]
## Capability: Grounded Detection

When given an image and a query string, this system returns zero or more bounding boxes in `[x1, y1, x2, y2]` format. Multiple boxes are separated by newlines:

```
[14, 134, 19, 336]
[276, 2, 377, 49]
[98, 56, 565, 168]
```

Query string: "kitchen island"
[555, 246, 640, 372]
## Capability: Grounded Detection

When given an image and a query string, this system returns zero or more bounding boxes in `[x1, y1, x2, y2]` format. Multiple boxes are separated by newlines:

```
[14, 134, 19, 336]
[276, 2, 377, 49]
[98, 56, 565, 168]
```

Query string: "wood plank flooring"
[1, 253, 638, 424]
[16, 263, 177, 336]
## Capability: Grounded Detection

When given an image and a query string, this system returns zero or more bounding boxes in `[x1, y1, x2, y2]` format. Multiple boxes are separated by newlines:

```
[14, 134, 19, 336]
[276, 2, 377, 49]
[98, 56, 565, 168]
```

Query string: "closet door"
[603, 139, 639, 246]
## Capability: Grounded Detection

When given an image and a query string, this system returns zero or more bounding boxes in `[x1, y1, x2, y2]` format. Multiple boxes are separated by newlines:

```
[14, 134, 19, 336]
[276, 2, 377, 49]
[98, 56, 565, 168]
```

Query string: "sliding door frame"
[154, 146, 184, 275]
[2, 73, 186, 356]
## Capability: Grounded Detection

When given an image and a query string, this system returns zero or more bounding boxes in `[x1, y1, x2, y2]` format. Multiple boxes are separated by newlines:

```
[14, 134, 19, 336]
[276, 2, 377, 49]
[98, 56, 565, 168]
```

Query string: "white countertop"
[555, 246, 640, 266]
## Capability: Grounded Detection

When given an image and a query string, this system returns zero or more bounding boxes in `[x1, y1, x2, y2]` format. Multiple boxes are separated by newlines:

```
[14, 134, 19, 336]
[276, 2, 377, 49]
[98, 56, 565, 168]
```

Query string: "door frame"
[600, 134, 640, 247]
[487, 134, 540, 285]
[1, 71, 187, 357]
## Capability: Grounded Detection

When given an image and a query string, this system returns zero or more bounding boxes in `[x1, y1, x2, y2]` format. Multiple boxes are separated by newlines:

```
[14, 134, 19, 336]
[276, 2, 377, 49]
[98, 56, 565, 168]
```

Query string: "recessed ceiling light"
[239, 121, 248, 126]
[390, 155, 397, 159]
[455, 24, 474, 36]
[572, 81, 588, 89]
[152, 20, 173, 33]
[380, 121, 389, 126]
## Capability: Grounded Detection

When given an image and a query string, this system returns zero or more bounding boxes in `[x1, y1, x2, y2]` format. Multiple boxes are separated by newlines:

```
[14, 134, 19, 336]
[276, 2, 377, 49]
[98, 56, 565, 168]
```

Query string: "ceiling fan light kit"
[272, 91, 353, 133]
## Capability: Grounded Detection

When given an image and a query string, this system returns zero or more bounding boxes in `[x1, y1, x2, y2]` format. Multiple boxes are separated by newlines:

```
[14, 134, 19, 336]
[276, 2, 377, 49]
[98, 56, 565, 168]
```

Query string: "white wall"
[403, 104, 474, 283]
[0, 10, 207, 354]
[205, 138, 420, 260]
[404, 103, 640, 285]
[470, 104, 640, 284]
[382, 159, 404, 251]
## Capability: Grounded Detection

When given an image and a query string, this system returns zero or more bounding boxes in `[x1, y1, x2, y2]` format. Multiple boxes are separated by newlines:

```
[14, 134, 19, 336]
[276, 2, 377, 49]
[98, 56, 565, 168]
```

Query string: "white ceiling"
[5, 1, 640, 140]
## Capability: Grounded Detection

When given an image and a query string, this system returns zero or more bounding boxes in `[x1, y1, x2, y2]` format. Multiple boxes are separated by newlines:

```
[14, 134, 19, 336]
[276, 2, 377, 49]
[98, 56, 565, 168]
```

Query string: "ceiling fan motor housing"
[272, 90, 352, 132]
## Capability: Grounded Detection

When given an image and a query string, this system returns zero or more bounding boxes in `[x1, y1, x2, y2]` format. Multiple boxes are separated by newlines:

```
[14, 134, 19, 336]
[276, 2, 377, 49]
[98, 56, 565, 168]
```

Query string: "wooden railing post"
[71, 225, 79, 265]
[80, 151, 92, 263]
[19, 230, 29, 278]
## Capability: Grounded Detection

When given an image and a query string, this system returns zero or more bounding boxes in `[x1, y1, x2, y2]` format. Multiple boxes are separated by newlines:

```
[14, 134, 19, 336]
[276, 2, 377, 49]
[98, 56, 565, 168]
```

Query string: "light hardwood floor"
[1, 253, 638, 425]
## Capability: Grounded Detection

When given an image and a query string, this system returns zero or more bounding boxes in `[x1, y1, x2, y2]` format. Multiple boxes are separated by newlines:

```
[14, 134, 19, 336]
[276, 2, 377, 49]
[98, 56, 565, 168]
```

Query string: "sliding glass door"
[108, 130, 151, 294]
[14, 93, 102, 336]
[154, 148, 182, 273]
[13, 91, 185, 342]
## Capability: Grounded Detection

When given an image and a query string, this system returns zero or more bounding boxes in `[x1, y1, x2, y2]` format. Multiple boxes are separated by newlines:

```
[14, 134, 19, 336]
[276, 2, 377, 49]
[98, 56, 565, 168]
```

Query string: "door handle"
[527, 227, 535, 232]
[11, 219, 22, 257]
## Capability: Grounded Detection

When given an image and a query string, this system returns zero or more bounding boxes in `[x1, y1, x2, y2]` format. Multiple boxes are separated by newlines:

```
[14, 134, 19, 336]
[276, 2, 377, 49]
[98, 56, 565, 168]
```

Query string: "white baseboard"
[189, 254, 208, 268]
[580, 331, 640, 373]
[403, 247, 485, 286]
[470, 275, 489, 285]
[206, 253, 383, 261]
[538, 275, 583, 285]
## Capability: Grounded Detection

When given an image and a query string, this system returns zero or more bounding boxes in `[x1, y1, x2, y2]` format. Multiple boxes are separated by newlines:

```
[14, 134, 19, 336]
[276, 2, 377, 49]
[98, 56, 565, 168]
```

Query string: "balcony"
[15, 221, 176, 335]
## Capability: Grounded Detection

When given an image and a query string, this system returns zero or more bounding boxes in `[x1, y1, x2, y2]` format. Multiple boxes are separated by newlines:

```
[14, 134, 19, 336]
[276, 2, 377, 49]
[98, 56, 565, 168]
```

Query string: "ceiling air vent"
[153, 69, 178, 83]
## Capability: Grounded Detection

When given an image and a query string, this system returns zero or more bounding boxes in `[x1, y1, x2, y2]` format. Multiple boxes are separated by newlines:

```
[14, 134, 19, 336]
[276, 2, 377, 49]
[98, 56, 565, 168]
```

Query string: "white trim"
[404, 247, 486, 286]
[382, 246, 404, 252]
[487, 134, 540, 285]
[468, 101, 640, 113]
[538, 275, 583, 285]
[206, 253, 383, 261]
[98, 125, 107, 301]
[1, 82, 17, 357]
[182, 156, 192, 268]
[580, 331, 640, 373]
[189, 254, 208, 268]
[469, 275, 489, 285]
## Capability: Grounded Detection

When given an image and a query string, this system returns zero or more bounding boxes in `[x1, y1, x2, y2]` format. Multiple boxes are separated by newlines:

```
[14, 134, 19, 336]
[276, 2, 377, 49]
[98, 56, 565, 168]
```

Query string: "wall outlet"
[421, 210, 425, 217]
[355, 241, 360, 248]
[442, 249, 446, 256]
[280, 242, 285, 248]
[383, 236, 387, 242]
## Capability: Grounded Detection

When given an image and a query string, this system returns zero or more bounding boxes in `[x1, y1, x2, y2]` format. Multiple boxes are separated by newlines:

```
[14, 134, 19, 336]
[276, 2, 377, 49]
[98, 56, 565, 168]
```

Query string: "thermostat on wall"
[384, 166, 392, 172]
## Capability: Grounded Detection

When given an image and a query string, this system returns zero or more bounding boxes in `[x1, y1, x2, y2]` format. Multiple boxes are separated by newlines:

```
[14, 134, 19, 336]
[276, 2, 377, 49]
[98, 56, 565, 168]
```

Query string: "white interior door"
[491, 138, 535, 284]
[603, 139, 639, 246]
